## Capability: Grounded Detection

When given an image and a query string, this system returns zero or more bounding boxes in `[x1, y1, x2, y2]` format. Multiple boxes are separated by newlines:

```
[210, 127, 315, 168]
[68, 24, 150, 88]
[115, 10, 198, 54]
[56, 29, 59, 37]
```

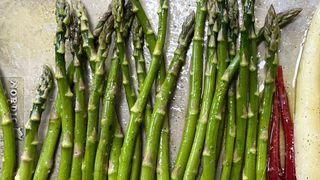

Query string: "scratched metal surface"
[0, 0, 317, 178]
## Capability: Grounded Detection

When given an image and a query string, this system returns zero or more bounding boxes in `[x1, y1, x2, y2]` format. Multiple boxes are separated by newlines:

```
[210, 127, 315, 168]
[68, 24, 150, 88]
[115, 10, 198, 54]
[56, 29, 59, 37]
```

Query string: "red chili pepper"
[268, 91, 282, 180]
[276, 66, 296, 180]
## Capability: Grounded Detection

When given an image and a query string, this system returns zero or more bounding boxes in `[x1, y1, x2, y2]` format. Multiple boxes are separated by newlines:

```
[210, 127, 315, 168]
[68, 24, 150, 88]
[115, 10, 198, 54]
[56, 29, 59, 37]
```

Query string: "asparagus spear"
[69, 11, 87, 180]
[16, 66, 53, 180]
[242, 2, 259, 179]
[0, 78, 16, 180]
[95, 3, 134, 179]
[108, 117, 124, 180]
[256, 6, 280, 180]
[33, 106, 61, 180]
[94, 50, 120, 180]
[230, 0, 255, 178]
[82, 11, 114, 180]
[141, 12, 195, 179]
[183, 1, 218, 178]
[220, 0, 239, 178]
[53, 1, 75, 179]
[129, 17, 147, 180]
[220, 82, 236, 180]
[93, 11, 112, 38]
[78, 0, 96, 71]
[257, 8, 302, 44]
[172, 0, 207, 179]
[117, 0, 169, 178]
[200, 55, 239, 180]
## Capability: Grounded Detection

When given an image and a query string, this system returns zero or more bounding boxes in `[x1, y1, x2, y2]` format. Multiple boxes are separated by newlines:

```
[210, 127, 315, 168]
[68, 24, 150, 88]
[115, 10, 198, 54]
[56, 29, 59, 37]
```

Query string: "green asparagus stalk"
[201, 56, 240, 180]
[129, 17, 147, 180]
[33, 105, 61, 180]
[82, 11, 114, 180]
[108, 117, 124, 180]
[132, 17, 153, 134]
[183, 0, 218, 178]
[93, 11, 112, 38]
[54, 1, 75, 179]
[220, 0, 239, 179]
[220, 82, 236, 180]
[242, 5, 259, 180]
[256, 6, 280, 180]
[78, 0, 97, 71]
[117, 0, 169, 178]
[69, 11, 87, 180]
[16, 66, 53, 180]
[171, 0, 207, 179]
[230, 0, 255, 178]
[93, 50, 120, 180]
[257, 8, 302, 44]
[141, 12, 195, 179]
[0, 78, 16, 180]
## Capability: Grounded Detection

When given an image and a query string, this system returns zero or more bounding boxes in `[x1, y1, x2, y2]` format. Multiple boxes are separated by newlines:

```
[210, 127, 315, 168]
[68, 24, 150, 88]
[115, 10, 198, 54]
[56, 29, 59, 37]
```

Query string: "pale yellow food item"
[295, 4, 320, 180]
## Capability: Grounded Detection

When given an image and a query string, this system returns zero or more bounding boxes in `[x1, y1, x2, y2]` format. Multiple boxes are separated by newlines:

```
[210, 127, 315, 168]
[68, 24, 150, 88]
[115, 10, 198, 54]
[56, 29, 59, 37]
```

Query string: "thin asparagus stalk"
[141, 13, 195, 179]
[243, 4, 259, 180]
[94, 50, 120, 180]
[93, 11, 112, 38]
[230, 0, 255, 178]
[69, 11, 87, 180]
[132, 17, 153, 134]
[257, 8, 302, 44]
[200, 54, 240, 180]
[171, 0, 207, 179]
[82, 11, 114, 180]
[108, 117, 124, 180]
[220, 0, 239, 178]
[213, 0, 229, 168]
[117, 0, 169, 178]
[256, 6, 280, 180]
[54, 1, 75, 179]
[78, 0, 96, 71]
[129, 17, 147, 180]
[0, 78, 16, 180]
[156, 0, 170, 178]
[16, 66, 53, 180]
[33, 106, 61, 180]
[220, 82, 236, 180]
[184, 1, 218, 178]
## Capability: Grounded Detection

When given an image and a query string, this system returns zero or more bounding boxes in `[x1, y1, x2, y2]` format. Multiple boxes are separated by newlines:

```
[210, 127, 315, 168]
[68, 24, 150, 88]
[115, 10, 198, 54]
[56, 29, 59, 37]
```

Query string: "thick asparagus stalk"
[256, 6, 280, 180]
[54, 1, 75, 179]
[183, 1, 218, 178]
[230, 0, 254, 178]
[141, 13, 195, 179]
[171, 0, 207, 179]
[69, 11, 87, 180]
[94, 50, 120, 180]
[117, 0, 169, 178]
[0, 78, 16, 180]
[33, 106, 61, 180]
[78, 0, 97, 71]
[242, 3, 259, 179]
[16, 66, 53, 180]
[257, 8, 302, 44]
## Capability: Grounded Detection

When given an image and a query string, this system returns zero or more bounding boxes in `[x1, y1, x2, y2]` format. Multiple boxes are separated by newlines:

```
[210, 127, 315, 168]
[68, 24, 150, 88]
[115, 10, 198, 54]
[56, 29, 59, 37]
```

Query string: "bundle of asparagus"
[0, 0, 303, 179]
